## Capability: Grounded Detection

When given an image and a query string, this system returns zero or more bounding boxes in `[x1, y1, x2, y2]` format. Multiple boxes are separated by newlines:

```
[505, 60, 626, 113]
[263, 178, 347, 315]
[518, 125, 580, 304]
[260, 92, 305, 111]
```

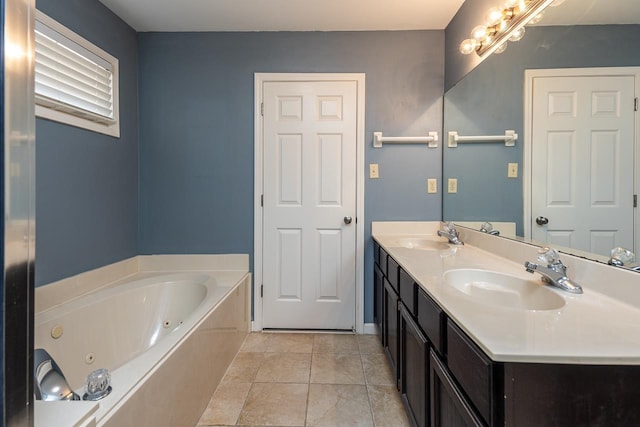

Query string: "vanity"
[373, 222, 640, 427]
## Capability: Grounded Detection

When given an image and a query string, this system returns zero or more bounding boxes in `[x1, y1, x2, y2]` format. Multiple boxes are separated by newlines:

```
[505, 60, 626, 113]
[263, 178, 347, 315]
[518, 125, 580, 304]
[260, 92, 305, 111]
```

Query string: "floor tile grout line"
[199, 333, 399, 427]
[234, 333, 270, 426]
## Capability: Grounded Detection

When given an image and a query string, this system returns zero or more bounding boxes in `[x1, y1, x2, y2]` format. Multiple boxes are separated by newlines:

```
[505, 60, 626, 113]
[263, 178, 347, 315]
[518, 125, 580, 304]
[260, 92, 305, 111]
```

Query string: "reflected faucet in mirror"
[524, 247, 583, 294]
[608, 247, 640, 271]
[480, 222, 500, 235]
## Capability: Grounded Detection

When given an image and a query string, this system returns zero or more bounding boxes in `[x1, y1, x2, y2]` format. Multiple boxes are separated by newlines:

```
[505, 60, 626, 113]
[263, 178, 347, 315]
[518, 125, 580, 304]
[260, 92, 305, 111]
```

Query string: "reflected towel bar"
[373, 131, 439, 148]
[447, 130, 517, 147]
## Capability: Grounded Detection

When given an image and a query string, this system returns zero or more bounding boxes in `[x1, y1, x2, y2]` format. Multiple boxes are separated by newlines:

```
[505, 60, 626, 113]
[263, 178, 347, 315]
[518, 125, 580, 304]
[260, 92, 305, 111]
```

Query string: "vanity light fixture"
[459, 0, 555, 58]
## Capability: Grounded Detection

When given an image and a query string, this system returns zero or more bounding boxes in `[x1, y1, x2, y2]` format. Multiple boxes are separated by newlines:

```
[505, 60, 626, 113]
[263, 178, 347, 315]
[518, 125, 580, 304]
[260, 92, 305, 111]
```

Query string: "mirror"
[443, 0, 640, 264]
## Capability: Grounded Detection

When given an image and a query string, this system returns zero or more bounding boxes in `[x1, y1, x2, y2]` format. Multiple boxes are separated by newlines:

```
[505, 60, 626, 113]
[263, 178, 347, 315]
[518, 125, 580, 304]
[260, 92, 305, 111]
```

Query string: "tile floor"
[197, 333, 411, 427]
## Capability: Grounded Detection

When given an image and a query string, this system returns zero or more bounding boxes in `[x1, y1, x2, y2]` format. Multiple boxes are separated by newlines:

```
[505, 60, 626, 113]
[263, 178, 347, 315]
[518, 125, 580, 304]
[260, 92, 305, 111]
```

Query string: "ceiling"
[98, 0, 640, 33]
[98, 0, 466, 32]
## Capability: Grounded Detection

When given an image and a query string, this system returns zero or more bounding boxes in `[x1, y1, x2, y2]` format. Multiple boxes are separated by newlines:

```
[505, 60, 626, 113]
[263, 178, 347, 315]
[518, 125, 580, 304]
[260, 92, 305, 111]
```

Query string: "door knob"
[536, 216, 549, 226]
[344, 216, 353, 225]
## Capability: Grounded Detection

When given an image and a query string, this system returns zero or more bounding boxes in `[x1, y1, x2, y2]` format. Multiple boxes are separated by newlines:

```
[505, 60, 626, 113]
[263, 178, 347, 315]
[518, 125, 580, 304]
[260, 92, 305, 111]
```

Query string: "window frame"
[35, 11, 120, 138]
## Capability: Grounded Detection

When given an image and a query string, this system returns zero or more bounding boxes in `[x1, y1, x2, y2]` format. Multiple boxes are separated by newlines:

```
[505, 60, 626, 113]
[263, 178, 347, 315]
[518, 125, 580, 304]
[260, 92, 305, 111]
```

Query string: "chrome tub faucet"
[437, 222, 464, 245]
[524, 247, 583, 294]
[34, 348, 80, 401]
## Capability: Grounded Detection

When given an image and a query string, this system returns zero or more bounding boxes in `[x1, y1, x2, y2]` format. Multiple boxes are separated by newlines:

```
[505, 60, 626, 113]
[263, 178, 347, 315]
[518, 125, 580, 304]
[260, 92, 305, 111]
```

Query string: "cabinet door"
[400, 304, 428, 427]
[446, 320, 500, 426]
[430, 350, 485, 427]
[374, 264, 384, 344]
[383, 278, 400, 388]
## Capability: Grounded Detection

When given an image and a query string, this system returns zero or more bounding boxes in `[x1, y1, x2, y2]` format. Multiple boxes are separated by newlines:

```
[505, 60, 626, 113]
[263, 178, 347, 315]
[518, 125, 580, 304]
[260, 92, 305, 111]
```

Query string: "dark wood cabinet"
[383, 278, 400, 387]
[430, 349, 485, 427]
[400, 303, 428, 427]
[417, 287, 444, 355]
[446, 320, 502, 426]
[399, 268, 417, 316]
[373, 243, 640, 427]
[374, 263, 384, 344]
[503, 362, 640, 426]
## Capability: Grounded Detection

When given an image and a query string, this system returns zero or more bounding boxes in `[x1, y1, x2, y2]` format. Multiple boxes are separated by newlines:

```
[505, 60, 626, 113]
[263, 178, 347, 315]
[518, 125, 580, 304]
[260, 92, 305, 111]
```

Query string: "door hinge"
[261, 102, 264, 116]
[260, 284, 263, 298]
[634, 194, 637, 208]
[635, 97, 638, 112]
[261, 194, 263, 207]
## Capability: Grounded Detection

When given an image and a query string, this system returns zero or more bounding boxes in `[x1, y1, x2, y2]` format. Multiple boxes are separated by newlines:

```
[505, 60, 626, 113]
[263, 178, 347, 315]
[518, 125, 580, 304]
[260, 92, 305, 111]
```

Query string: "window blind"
[35, 21, 115, 125]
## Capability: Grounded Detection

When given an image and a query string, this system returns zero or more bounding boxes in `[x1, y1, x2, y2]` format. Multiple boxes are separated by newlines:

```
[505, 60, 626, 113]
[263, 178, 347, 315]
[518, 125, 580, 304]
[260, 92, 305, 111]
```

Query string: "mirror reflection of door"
[528, 69, 636, 256]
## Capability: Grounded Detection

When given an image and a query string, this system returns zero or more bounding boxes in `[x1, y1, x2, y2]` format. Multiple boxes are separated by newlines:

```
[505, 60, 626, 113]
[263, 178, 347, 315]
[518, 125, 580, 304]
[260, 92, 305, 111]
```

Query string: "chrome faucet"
[524, 247, 583, 294]
[479, 222, 500, 236]
[34, 348, 80, 401]
[608, 247, 640, 270]
[437, 222, 463, 245]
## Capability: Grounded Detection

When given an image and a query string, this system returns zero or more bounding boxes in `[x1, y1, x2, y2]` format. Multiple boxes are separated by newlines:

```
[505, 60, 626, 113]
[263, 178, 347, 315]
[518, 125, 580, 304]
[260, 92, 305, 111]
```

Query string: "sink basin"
[443, 269, 566, 311]
[389, 238, 449, 251]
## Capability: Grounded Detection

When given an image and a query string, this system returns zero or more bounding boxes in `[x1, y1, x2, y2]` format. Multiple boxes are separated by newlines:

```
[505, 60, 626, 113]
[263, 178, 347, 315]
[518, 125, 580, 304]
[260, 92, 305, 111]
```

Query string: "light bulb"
[459, 39, 478, 55]
[486, 7, 504, 25]
[471, 25, 488, 41]
[509, 26, 526, 42]
[494, 42, 508, 54]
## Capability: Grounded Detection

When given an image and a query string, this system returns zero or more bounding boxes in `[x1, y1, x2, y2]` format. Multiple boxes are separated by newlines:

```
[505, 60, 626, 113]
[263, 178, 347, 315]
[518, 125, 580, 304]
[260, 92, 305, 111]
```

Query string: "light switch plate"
[448, 178, 458, 193]
[427, 178, 438, 194]
[369, 163, 379, 179]
[508, 163, 518, 178]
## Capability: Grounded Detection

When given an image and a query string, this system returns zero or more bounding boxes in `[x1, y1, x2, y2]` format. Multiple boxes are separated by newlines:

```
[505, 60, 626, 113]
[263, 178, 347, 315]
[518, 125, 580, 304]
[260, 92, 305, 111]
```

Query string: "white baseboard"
[362, 323, 379, 335]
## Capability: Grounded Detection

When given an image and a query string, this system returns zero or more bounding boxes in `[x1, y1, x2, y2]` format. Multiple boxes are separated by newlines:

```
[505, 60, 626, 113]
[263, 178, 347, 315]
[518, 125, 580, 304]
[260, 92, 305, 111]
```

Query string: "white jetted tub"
[35, 255, 250, 427]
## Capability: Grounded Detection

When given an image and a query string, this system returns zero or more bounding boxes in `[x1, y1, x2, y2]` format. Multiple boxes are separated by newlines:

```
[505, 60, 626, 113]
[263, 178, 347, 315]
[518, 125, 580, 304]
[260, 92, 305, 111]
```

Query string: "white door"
[262, 80, 357, 330]
[531, 74, 635, 256]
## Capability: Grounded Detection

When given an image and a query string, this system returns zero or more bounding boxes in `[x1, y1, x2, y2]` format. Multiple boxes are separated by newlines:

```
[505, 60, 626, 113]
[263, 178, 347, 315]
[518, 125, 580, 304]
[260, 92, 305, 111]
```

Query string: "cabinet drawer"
[379, 247, 388, 277]
[417, 288, 444, 354]
[387, 257, 400, 292]
[399, 268, 416, 316]
[446, 320, 499, 426]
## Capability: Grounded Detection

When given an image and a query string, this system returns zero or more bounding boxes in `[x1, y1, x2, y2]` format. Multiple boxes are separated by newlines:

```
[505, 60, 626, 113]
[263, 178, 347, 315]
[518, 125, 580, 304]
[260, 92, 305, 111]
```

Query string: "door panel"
[262, 80, 357, 329]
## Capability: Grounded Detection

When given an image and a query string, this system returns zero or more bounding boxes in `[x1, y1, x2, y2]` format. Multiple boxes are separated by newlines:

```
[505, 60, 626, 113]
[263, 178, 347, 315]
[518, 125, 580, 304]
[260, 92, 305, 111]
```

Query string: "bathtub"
[35, 262, 250, 427]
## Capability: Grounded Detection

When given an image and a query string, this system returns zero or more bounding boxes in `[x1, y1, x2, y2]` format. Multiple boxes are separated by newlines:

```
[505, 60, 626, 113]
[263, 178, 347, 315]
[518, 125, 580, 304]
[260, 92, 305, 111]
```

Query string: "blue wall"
[35, 0, 139, 286]
[443, 25, 640, 235]
[138, 31, 444, 322]
[444, 0, 495, 91]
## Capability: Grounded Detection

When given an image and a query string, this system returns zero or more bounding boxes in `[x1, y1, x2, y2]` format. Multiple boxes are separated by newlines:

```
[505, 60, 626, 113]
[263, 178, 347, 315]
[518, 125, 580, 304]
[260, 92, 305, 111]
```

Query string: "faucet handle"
[537, 247, 560, 265]
[610, 247, 635, 266]
[480, 222, 493, 233]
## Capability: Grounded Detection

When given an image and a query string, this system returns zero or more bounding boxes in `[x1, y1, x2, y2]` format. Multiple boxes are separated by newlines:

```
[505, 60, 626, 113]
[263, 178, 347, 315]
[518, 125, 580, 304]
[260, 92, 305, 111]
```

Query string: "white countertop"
[373, 222, 640, 365]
